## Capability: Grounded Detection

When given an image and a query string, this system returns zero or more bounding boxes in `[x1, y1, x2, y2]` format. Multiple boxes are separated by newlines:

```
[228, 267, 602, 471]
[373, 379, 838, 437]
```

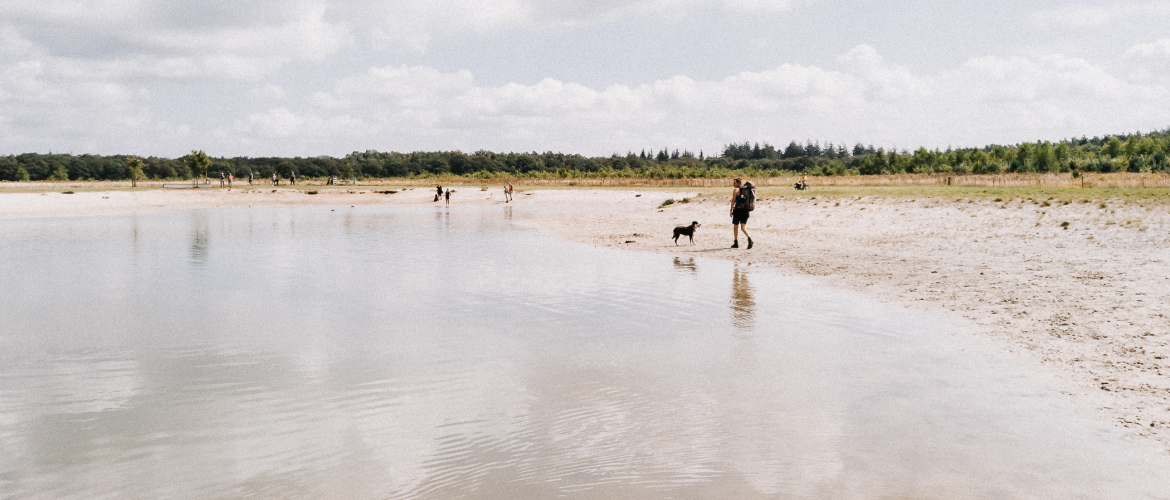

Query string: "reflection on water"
[730, 266, 755, 330]
[1, 206, 1169, 499]
[188, 213, 209, 266]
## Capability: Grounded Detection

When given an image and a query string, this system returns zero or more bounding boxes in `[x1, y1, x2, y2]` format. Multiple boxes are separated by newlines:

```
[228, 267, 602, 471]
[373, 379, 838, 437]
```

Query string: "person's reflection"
[672, 256, 697, 275]
[131, 216, 140, 253]
[730, 266, 755, 330]
[189, 213, 209, 267]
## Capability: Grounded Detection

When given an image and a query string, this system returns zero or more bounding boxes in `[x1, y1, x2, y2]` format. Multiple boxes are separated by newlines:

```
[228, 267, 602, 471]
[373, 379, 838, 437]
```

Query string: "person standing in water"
[444, 188, 451, 206]
[505, 182, 513, 202]
[730, 178, 753, 249]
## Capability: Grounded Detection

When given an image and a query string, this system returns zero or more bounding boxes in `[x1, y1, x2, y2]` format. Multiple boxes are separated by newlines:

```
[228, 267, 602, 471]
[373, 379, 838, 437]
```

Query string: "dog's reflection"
[730, 266, 755, 330]
[672, 256, 697, 274]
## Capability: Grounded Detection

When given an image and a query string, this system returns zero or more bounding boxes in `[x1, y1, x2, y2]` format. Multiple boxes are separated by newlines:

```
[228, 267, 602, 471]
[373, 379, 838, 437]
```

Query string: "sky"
[1, 0, 1169, 158]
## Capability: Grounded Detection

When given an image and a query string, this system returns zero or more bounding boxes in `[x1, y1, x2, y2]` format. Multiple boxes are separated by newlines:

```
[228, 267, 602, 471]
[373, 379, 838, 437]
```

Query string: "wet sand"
[536, 191, 1170, 452]
[3, 185, 1169, 451]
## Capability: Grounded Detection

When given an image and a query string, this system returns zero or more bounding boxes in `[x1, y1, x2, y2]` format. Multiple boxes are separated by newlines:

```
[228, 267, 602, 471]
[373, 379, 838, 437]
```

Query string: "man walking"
[730, 178, 753, 249]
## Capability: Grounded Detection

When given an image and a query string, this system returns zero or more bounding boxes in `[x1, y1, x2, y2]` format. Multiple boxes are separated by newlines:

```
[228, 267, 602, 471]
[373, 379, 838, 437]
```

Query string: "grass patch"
[659, 199, 675, 208]
[4, 181, 1170, 205]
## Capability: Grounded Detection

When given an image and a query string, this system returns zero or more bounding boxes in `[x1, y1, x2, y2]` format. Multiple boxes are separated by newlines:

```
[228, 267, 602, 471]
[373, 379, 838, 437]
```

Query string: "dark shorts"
[732, 208, 750, 225]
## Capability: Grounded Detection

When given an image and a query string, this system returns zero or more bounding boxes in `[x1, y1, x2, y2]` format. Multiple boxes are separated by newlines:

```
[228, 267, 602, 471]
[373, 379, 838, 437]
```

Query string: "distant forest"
[3, 129, 1170, 182]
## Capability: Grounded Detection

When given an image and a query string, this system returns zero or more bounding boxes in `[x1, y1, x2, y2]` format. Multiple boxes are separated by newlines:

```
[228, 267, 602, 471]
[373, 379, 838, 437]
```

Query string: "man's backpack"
[741, 181, 756, 211]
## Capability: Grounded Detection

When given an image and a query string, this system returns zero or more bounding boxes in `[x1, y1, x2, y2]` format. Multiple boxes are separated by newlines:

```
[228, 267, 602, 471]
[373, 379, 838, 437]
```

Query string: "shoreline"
[535, 190, 1170, 452]
[3, 186, 1169, 451]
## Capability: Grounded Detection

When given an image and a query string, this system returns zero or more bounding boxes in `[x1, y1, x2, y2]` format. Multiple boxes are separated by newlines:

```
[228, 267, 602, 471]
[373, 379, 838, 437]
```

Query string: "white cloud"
[0, 0, 350, 81]
[348, 0, 808, 52]
[3, 0, 1168, 159]
[0, 57, 198, 154]
[1029, 2, 1170, 30]
[1126, 39, 1170, 59]
[1125, 39, 1170, 82]
[199, 45, 1169, 156]
[248, 84, 287, 101]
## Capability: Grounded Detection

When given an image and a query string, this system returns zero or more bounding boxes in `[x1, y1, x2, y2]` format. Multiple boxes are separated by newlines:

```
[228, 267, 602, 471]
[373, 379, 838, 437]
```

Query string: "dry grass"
[386, 172, 1170, 189]
[3, 173, 1170, 202]
[804, 172, 1170, 189]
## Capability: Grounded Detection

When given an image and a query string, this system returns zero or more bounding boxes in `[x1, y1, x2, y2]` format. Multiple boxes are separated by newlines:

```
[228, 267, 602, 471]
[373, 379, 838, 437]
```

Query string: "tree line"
[2, 129, 1169, 182]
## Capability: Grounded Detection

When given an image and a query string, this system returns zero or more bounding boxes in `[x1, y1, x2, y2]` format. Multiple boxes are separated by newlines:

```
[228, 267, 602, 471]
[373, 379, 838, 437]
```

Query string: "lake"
[1, 205, 1167, 499]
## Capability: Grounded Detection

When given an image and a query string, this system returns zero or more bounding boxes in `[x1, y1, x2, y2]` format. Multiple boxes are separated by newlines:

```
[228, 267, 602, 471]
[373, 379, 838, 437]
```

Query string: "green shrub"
[49, 165, 69, 181]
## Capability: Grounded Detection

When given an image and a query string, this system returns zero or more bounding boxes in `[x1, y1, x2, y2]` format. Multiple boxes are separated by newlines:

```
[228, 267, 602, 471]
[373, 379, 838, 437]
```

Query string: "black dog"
[672, 221, 701, 245]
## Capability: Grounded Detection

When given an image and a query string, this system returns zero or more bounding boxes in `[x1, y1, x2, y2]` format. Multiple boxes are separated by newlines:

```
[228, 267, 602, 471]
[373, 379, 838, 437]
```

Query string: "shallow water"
[1, 205, 1167, 499]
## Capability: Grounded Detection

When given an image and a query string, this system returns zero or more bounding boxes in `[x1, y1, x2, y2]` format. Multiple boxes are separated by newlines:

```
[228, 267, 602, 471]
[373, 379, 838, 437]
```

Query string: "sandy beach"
[536, 188, 1170, 451]
[4, 185, 1169, 451]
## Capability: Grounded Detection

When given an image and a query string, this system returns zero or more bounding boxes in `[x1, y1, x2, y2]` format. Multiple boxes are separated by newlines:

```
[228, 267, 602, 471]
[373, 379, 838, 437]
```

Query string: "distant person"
[444, 188, 451, 206]
[220, 172, 225, 187]
[227, 173, 233, 188]
[730, 178, 754, 249]
[291, 172, 296, 185]
[248, 172, 253, 185]
[506, 182, 513, 202]
[272, 173, 278, 186]
[795, 174, 808, 190]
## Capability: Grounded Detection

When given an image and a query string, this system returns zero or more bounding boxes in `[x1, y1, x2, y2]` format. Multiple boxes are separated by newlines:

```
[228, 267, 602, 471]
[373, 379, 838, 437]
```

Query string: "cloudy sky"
[2, 0, 1169, 158]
